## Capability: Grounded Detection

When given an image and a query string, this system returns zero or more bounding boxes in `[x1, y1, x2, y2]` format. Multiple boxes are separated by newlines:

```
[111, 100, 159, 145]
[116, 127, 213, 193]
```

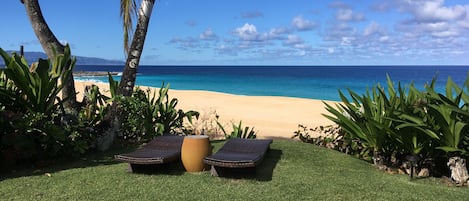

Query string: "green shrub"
[0, 47, 72, 114]
[322, 74, 469, 178]
[0, 45, 81, 161]
[218, 120, 257, 139]
[115, 83, 199, 143]
[0, 45, 102, 163]
[323, 77, 397, 165]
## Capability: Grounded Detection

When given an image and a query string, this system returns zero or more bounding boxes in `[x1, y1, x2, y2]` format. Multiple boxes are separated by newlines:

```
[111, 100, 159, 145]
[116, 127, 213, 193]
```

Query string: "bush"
[0, 47, 201, 166]
[218, 120, 257, 139]
[0, 45, 94, 162]
[115, 84, 199, 144]
[321, 74, 469, 179]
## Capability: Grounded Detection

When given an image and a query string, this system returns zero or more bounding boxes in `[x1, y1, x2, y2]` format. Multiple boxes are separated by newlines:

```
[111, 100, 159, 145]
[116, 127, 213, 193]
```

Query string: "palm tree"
[118, 0, 155, 96]
[97, 0, 156, 150]
[20, 0, 77, 109]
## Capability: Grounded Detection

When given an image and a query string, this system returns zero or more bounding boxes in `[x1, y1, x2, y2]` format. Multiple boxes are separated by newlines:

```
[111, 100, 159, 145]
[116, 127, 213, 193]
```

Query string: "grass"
[1, 139, 468, 200]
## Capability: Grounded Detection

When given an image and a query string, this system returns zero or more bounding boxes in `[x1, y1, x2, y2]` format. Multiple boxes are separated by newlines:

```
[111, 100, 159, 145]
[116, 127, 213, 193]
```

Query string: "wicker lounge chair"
[203, 138, 273, 177]
[114, 135, 184, 173]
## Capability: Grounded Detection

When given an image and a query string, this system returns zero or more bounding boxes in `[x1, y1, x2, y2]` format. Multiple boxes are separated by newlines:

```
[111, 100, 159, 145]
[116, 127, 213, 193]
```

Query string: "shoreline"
[73, 71, 120, 76]
[75, 81, 336, 139]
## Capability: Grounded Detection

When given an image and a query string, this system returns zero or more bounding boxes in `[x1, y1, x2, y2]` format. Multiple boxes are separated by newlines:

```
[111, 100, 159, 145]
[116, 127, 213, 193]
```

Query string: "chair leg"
[128, 163, 136, 173]
[210, 165, 219, 177]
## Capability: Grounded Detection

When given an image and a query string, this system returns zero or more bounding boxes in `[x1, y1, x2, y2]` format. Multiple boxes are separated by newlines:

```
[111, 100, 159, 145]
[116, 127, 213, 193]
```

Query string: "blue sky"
[1, 0, 469, 65]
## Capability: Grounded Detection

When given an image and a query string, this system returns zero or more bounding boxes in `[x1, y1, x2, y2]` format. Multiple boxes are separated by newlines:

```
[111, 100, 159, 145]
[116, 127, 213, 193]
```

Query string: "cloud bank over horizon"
[2, 0, 468, 65]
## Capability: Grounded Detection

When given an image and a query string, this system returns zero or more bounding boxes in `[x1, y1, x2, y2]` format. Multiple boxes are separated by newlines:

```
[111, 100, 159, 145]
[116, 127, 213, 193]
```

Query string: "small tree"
[21, 0, 77, 109]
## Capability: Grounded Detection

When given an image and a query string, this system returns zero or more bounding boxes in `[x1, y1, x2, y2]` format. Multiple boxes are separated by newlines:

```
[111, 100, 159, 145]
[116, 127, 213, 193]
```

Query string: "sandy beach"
[75, 81, 336, 139]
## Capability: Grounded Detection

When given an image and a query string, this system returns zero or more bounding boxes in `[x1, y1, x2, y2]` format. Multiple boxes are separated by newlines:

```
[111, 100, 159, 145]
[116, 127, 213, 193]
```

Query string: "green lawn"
[1, 140, 467, 201]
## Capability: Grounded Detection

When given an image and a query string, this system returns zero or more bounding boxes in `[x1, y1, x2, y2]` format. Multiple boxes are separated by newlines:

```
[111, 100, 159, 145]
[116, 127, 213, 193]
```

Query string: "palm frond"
[120, 0, 138, 53]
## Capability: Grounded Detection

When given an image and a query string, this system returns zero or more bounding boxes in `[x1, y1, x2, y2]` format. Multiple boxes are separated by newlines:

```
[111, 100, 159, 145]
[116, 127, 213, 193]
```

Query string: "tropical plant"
[114, 83, 199, 144]
[21, 0, 77, 108]
[322, 73, 469, 182]
[426, 78, 469, 154]
[153, 84, 199, 135]
[218, 120, 257, 139]
[0, 45, 85, 161]
[323, 81, 396, 165]
[389, 81, 440, 158]
[425, 78, 469, 183]
[0, 45, 74, 114]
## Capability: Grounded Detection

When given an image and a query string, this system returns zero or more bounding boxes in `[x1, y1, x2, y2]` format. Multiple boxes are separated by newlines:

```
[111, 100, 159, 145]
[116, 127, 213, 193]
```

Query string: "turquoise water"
[75, 65, 469, 101]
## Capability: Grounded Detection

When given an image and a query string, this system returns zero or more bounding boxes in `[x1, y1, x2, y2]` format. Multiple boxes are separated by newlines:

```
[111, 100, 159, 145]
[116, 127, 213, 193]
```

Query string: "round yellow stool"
[181, 135, 211, 172]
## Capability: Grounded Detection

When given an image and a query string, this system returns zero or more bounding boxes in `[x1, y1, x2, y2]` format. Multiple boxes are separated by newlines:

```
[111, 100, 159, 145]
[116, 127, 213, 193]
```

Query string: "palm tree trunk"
[22, 0, 77, 108]
[97, 0, 155, 151]
[118, 0, 155, 97]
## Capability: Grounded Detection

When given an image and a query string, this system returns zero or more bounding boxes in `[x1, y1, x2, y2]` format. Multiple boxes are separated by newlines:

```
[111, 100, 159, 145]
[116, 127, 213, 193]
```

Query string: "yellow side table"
[181, 135, 211, 172]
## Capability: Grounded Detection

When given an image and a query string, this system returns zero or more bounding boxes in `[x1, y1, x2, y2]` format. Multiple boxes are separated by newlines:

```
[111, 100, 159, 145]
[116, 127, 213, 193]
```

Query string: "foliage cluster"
[115, 83, 199, 143]
[0, 48, 199, 166]
[0, 46, 94, 163]
[217, 120, 257, 139]
[319, 75, 469, 178]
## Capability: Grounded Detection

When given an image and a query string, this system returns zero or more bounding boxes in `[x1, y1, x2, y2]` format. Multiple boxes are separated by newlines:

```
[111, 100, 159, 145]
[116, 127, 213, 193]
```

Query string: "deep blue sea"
[74, 65, 469, 101]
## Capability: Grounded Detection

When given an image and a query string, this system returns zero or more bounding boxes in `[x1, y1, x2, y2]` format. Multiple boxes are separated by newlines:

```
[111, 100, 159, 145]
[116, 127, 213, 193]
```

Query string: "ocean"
[74, 65, 469, 101]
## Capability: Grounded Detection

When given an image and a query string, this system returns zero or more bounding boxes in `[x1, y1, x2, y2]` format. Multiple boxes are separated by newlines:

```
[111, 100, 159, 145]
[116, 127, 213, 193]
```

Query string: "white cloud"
[379, 36, 390, 42]
[336, 8, 365, 22]
[363, 21, 382, 36]
[169, 36, 200, 50]
[340, 37, 355, 46]
[323, 22, 357, 43]
[398, 0, 467, 22]
[234, 23, 259, 41]
[199, 27, 218, 40]
[431, 30, 460, 38]
[371, 1, 392, 12]
[283, 35, 304, 46]
[291, 16, 317, 31]
[257, 27, 291, 41]
[298, 50, 306, 56]
[424, 22, 449, 31]
[393, 0, 469, 44]
[457, 5, 469, 28]
[282, 35, 311, 50]
[268, 27, 291, 36]
[215, 44, 238, 56]
[165, 0, 469, 64]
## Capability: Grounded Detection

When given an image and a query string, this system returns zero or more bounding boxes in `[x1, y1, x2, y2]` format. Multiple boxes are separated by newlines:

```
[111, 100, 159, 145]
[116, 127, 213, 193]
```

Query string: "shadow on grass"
[257, 149, 283, 181]
[123, 161, 186, 176]
[209, 149, 283, 181]
[0, 145, 135, 181]
[1, 141, 283, 181]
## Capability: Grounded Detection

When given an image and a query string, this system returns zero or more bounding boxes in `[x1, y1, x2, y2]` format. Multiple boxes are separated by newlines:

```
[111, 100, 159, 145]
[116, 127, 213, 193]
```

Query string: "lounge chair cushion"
[115, 135, 184, 165]
[204, 138, 273, 168]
